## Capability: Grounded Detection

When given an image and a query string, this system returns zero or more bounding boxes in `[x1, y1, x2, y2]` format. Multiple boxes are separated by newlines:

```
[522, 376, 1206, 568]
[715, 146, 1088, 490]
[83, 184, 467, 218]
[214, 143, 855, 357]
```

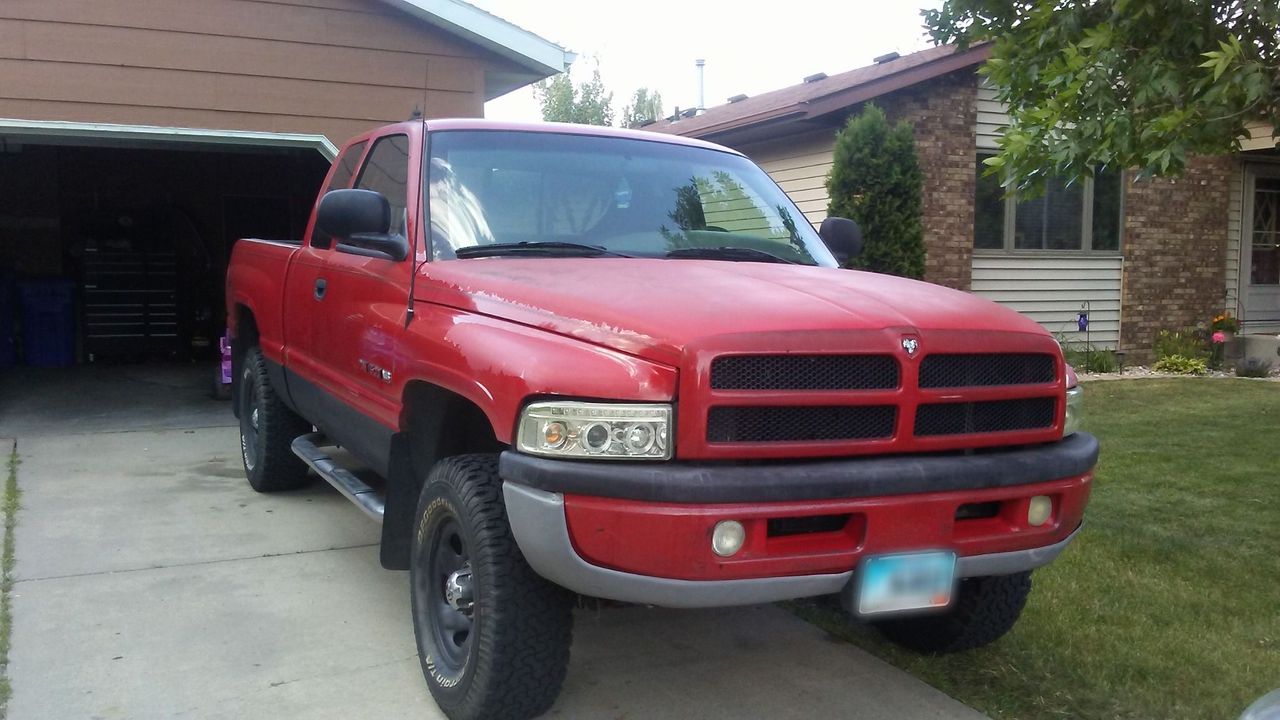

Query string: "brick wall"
[879, 70, 978, 291]
[1120, 155, 1234, 362]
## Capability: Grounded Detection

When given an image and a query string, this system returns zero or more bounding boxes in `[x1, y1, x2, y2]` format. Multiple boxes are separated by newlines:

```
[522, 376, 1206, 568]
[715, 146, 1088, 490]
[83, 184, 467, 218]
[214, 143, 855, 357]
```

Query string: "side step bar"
[291, 432, 385, 523]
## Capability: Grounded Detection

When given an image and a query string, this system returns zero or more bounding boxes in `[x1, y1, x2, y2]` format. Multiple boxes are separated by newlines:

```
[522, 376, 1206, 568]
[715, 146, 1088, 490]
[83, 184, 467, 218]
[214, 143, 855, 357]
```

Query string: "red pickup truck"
[226, 119, 1096, 720]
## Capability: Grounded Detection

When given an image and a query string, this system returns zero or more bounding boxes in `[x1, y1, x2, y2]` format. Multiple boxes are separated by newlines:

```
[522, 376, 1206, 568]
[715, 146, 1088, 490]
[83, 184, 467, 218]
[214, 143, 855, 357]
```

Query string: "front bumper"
[500, 433, 1097, 607]
[504, 482, 1082, 608]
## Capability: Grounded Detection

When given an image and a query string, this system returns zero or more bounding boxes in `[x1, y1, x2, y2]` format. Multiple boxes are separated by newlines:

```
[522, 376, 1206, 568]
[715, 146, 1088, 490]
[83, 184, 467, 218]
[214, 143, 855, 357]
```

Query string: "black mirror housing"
[317, 189, 407, 261]
[317, 189, 391, 240]
[819, 216, 863, 266]
[347, 232, 409, 261]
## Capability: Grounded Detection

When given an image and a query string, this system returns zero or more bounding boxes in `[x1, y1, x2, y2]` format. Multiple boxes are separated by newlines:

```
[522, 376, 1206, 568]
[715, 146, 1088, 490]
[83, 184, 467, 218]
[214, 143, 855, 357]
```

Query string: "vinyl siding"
[1226, 160, 1244, 316]
[972, 255, 1123, 348]
[975, 81, 1008, 150]
[1241, 120, 1278, 152]
[740, 130, 836, 227]
[0, 0, 507, 144]
[973, 79, 1124, 346]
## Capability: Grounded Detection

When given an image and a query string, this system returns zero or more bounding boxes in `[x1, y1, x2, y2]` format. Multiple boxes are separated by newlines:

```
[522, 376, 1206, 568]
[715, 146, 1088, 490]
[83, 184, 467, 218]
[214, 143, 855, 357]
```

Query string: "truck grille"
[915, 397, 1057, 436]
[710, 354, 898, 391]
[707, 405, 897, 443]
[919, 353, 1055, 389]
[695, 344, 1062, 457]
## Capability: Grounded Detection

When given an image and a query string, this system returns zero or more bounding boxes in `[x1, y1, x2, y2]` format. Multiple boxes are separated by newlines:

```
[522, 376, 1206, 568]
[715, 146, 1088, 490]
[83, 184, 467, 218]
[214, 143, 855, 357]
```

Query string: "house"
[0, 0, 571, 367]
[648, 45, 1280, 362]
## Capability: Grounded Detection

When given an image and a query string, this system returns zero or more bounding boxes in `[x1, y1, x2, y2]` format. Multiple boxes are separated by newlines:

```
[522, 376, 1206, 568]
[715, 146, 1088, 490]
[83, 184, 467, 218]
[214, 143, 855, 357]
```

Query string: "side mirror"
[316, 189, 407, 261]
[819, 216, 863, 266]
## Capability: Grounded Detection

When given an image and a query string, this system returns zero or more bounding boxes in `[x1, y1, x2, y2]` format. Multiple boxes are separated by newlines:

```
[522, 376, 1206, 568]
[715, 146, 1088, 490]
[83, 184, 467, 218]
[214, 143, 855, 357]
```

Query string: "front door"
[1242, 165, 1280, 329]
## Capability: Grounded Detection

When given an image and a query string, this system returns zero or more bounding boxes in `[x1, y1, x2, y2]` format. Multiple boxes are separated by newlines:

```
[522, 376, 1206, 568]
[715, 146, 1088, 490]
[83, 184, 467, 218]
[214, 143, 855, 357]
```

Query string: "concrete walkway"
[2, 365, 986, 719]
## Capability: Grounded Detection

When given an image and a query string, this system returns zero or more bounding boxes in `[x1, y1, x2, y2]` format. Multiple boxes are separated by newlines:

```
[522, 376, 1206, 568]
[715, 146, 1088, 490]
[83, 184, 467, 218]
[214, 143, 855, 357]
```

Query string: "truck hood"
[417, 258, 1051, 367]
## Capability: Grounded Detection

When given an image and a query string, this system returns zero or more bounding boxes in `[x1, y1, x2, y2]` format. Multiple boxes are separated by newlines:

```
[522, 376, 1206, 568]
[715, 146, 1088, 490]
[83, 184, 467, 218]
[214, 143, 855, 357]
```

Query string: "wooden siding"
[741, 130, 837, 227]
[972, 255, 1124, 348]
[975, 80, 1008, 150]
[0, 0, 513, 144]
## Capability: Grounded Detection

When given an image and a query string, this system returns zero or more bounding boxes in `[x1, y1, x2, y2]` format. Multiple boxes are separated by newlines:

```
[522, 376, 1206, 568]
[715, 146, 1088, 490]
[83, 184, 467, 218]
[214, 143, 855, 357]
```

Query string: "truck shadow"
[543, 604, 977, 719]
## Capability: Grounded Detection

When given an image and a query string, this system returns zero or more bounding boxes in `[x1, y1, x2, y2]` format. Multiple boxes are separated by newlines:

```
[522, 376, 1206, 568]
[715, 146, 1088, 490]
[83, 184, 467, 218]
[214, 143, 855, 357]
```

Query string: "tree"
[622, 88, 665, 128]
[826, 104, 925, 279]
[533, 68, 615, 126]
[925, 0, 1280, 191]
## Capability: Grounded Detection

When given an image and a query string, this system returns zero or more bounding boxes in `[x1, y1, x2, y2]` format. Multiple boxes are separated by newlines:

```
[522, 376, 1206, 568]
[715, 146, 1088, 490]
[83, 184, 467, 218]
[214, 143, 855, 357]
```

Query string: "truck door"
[308, 132, 416, 475]
[281, 139, 368, 423]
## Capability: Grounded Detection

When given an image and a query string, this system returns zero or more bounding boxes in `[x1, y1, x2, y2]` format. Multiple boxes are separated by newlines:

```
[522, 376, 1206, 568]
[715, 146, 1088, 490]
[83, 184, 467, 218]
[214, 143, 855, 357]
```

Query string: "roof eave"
[382, 0, 575, 95]
[674, 44, 992, 140]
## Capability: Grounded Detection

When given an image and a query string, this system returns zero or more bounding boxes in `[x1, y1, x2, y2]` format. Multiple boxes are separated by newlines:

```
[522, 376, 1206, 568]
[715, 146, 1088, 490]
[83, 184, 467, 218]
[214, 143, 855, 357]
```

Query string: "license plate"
[857, 551, 956, 616]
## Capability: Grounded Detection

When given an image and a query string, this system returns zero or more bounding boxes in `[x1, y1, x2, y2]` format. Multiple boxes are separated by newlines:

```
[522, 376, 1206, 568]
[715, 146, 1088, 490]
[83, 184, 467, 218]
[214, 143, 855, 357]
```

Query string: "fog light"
[1028, 496, 1053, 526]
[711, 520, 746, 557]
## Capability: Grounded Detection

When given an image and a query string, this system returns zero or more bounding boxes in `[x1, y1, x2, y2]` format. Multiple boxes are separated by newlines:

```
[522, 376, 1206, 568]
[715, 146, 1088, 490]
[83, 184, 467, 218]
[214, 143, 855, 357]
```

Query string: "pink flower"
[1212, 331, 1226, 344]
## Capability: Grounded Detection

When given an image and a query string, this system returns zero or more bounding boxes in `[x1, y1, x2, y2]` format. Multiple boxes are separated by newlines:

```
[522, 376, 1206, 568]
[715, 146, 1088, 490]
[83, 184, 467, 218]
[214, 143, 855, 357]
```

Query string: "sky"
[468, 0, 943, 122]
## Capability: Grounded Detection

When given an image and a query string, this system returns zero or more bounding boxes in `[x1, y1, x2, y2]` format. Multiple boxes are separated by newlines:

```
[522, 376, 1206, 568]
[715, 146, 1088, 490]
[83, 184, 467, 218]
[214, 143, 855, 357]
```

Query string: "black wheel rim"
[420, 516, 474, 675]
[240, 371, 260, 471]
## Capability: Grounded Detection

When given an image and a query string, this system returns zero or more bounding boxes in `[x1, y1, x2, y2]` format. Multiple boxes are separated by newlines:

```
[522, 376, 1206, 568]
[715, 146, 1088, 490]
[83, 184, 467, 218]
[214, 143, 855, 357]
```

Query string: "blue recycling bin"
[18, 278, 76, 367]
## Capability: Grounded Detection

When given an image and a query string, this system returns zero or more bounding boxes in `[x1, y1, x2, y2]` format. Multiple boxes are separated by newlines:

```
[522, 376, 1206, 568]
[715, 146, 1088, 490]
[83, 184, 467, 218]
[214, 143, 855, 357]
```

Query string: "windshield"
[426, 130, 837, 266]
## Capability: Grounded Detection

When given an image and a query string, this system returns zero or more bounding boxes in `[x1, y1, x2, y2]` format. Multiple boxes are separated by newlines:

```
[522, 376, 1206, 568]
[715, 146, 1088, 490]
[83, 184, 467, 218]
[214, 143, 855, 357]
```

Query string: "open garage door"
[0, 120, 334, 369]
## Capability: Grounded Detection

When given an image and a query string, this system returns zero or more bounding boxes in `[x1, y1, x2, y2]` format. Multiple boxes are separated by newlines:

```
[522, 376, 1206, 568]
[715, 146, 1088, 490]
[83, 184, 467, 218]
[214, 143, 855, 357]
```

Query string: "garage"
[0, 0, 571, 378]
[0, 125, 332, 368]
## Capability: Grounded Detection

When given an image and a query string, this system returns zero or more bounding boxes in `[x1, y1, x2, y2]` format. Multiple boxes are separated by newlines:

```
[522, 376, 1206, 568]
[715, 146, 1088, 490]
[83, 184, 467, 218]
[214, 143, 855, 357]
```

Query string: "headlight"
[517, 401, 672, 460]
[1064, 384, 1084, 436]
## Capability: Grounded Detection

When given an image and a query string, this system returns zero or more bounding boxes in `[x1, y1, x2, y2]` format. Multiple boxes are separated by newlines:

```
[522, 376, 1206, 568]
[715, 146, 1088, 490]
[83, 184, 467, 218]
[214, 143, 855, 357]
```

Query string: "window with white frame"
[974, 154, 1122, 253]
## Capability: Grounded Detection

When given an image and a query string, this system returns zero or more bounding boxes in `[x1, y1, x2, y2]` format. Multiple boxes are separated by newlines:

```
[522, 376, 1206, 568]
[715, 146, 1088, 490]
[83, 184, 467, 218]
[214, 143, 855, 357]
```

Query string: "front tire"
[875, 571, 1032, 654]
[410, 455, 573, 720]
[238, 346, 311, 492]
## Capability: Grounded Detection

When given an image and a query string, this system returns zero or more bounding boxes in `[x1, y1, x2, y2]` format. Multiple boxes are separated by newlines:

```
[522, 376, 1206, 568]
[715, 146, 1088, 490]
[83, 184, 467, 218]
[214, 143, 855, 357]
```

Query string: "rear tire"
[875, 571, 1032, 654]
[238, 346, 311, 492]
[410, 454, 573, 720]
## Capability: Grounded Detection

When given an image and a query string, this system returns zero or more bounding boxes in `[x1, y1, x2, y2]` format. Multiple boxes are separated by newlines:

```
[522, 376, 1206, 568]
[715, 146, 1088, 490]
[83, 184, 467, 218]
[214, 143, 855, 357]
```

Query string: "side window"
[312, 140, 366, 249]
[973, 152, 1122, 253]
[355, 134, 410, 239]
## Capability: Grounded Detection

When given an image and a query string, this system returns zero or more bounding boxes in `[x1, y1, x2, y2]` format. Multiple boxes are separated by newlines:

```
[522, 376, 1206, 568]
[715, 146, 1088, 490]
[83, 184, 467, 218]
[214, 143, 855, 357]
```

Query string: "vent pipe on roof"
[695, 58, 706, 111]
[803, 72, 828, 84]
[873, 52, 901, 64]
[727, 93, 748, 103]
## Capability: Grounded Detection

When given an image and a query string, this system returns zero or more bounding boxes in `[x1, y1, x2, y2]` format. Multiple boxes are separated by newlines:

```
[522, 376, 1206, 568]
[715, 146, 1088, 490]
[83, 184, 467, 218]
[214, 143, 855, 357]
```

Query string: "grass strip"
[0, 441, 18, 716]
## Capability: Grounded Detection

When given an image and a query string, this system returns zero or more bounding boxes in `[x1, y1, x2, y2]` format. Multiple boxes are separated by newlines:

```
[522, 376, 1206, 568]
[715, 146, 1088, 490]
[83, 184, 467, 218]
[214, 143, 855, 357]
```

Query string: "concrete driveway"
[1, 364, 986, 719]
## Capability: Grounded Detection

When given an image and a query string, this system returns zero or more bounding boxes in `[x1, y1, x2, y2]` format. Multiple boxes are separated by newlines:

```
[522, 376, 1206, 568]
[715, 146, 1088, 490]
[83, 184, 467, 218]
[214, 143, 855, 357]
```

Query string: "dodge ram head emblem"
[901, 337, 920, 356]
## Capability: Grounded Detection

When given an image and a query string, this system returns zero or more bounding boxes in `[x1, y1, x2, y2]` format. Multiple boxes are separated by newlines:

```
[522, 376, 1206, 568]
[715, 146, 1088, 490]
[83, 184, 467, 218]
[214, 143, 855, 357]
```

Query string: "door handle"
[314, 278, 327, 300]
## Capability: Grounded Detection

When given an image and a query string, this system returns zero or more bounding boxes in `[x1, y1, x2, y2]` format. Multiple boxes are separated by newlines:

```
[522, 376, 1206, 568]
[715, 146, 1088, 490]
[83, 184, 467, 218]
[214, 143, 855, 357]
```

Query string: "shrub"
[1062, 345, 1118, 373]
[1153, 355, 1208, 375]
[826, 104, 925, 278]
[1154, 329, 1208, 361]
[1235, 358, 1274, 378]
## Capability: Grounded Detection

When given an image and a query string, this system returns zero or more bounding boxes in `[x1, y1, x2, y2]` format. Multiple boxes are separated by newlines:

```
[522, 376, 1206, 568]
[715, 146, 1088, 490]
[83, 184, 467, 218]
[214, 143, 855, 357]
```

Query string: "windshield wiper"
[455, 242, 632, 259]
[665, 246, 800, 265]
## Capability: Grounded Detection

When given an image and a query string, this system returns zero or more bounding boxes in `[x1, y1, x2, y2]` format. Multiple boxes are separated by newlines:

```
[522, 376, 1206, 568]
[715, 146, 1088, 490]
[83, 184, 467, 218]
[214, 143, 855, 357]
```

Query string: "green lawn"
[789, 378, 1280, 719]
